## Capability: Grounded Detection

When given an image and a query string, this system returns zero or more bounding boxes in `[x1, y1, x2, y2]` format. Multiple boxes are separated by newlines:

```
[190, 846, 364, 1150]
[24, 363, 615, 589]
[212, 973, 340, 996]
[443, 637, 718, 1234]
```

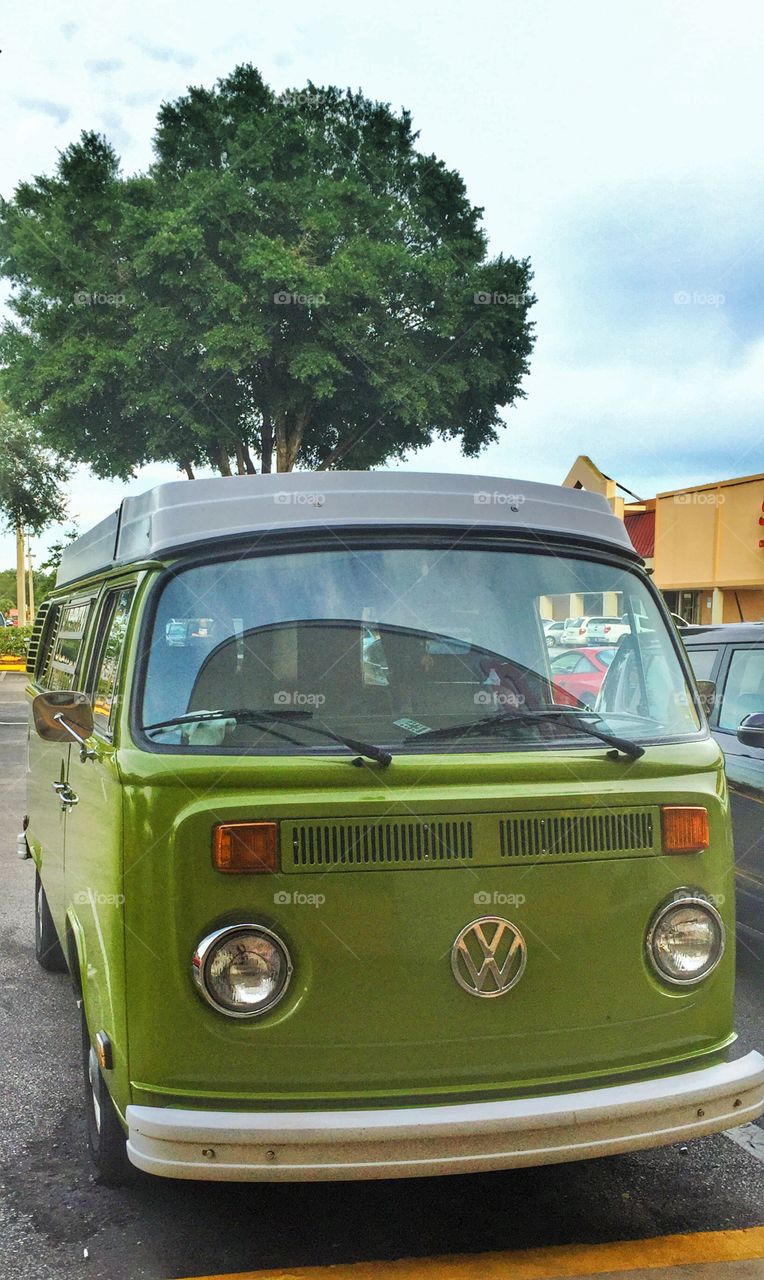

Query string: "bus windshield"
[140, 541, 701, 754]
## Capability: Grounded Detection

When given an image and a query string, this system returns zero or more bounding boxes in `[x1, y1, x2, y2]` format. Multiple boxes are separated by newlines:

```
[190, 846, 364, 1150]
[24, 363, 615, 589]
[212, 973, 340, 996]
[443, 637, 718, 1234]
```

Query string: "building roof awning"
[624, 509, 655, 558]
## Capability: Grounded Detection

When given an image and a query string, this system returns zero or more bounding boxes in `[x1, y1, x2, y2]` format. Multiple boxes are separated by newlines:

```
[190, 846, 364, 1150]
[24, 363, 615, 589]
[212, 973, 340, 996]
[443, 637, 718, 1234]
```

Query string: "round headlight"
[193, 925, 292, 1017]
[647, 895, 725, 985]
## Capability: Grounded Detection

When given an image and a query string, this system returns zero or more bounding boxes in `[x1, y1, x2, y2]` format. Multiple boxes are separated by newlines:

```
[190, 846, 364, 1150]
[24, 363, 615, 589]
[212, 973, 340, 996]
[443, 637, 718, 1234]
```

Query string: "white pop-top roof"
[56, 471, 635, 586]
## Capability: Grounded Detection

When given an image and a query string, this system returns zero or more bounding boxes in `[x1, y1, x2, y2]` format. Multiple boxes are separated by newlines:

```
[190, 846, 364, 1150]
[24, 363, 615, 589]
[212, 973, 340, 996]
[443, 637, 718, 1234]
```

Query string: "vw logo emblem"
[451, 917, 527, 997]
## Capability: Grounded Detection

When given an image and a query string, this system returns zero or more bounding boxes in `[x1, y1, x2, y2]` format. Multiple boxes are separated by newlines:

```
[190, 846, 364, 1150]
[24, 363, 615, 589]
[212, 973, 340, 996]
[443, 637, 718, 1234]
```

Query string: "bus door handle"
[52, 781, 79, 808]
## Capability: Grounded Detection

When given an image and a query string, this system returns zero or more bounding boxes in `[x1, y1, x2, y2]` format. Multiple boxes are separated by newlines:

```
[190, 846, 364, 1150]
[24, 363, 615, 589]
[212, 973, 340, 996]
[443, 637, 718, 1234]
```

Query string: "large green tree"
[0, 66, 534, 477]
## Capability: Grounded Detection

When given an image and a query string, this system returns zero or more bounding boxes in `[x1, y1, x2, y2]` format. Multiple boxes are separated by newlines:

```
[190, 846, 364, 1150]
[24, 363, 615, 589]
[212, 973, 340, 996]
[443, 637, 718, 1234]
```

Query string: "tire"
[81, 1009, 134, 1185]
[34, 871, 67, 972]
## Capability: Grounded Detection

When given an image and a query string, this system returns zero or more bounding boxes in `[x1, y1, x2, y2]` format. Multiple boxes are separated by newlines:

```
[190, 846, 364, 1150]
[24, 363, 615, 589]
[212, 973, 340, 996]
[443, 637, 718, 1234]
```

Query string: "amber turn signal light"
[213, 822, 279, 873]
[661, 806, 709, 854]
[94, 1030, 113, 1070]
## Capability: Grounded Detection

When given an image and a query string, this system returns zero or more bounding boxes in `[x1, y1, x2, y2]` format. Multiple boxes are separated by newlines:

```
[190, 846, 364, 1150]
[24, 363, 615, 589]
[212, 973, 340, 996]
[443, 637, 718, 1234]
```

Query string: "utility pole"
[15, 525, 28, 627]
[26, 534, 35, 622]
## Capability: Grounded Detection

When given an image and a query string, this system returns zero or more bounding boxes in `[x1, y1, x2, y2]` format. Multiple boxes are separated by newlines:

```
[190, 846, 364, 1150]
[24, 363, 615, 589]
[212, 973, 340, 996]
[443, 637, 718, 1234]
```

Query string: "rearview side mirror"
[32, 691, 95, 759]
[737, 712, 764, 749]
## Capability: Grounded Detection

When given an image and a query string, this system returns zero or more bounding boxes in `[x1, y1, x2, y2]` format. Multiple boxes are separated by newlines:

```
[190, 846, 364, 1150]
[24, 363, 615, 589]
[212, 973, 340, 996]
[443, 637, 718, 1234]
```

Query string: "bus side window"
[43, 599, 95, 692]
[89, 588, 135, 732]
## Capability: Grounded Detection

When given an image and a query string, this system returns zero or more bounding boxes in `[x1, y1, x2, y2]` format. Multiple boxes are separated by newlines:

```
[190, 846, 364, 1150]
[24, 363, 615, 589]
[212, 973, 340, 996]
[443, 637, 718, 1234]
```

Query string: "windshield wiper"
[143, 707, 392, 767]
[144, 707, 311, 731]
[405, 706, 645, 760]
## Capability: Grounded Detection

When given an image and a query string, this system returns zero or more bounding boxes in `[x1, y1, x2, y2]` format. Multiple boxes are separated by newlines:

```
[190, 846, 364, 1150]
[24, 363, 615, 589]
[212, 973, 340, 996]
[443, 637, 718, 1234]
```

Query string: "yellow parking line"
[181, 1226, 764, 1280]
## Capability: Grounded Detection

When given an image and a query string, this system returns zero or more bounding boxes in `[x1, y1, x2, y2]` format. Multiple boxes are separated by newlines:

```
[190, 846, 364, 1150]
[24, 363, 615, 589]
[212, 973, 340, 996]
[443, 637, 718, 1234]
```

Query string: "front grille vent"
[290, 819, 474, 868]
[500, 810, 654, 859]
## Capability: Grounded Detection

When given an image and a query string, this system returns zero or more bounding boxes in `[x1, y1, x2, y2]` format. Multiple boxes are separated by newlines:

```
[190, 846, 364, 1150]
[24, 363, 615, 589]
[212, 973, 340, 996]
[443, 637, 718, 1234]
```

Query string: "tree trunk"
[241, 442, 258, 474]
[217, 440, 233, 476]
[275, 411, 309, 472]
[275, 413, 289, 472]
[261, 421, 273, 474]
[180, 459, 195, 480]
[235, 441, 247, 476]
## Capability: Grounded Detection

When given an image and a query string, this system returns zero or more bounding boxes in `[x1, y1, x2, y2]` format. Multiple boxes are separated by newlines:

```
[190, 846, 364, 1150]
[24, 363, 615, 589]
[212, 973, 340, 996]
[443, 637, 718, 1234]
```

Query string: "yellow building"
[652, 472, 764, 623]
[562, 458, 764, 624]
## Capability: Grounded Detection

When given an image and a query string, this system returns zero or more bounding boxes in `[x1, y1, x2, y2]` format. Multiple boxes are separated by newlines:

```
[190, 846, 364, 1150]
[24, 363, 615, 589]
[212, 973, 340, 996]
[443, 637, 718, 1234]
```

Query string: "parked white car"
[542, 620, 566, 648]
[561, 616, 626, 645]
[587, 616, 631, 645]
[565, 610, 689, 647]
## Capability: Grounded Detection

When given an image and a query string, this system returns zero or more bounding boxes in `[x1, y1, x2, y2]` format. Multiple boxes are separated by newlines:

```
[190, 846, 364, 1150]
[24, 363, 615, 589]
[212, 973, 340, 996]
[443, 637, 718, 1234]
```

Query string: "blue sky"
[1, 0, 763, 565]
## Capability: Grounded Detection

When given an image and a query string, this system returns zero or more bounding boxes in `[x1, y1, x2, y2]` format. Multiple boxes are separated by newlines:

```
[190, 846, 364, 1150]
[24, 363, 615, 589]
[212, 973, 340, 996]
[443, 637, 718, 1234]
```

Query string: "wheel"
[81, 1009, 134, 1184]
[35, 870, 67, 972]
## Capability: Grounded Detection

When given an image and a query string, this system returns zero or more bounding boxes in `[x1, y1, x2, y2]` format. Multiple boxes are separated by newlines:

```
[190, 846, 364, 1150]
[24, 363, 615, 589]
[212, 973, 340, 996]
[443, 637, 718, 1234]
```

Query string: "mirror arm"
[53, 712, 97, 762]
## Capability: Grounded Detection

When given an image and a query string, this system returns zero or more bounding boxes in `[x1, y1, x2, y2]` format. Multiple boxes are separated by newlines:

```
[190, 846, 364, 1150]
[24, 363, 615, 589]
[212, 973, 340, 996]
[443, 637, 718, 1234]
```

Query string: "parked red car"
[550, 646, 616, 708]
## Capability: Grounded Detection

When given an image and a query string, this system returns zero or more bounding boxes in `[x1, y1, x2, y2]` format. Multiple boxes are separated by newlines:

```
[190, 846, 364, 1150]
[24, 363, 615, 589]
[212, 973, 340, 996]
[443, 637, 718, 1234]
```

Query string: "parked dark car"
[683, 623, 764, 944]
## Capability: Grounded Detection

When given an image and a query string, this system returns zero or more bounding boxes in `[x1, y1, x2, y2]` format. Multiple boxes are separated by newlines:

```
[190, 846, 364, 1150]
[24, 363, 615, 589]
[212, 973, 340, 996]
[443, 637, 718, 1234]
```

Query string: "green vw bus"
[22, 472, 764, 1183]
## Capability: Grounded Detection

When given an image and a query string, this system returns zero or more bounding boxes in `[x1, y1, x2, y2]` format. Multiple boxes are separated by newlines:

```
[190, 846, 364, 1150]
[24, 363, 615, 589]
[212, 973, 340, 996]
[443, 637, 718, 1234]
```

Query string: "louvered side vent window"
[26, 601, 53, 678]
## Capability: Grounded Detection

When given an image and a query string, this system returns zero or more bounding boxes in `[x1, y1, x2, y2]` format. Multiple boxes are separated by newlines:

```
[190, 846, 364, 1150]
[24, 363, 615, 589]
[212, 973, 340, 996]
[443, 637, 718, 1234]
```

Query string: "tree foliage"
[0, 67, 535, 476]
[0, 403, 70, 532]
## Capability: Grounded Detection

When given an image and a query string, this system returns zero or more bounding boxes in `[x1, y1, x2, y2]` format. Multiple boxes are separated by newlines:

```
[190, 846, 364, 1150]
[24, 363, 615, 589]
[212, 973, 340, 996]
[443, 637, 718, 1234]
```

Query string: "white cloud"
[390, 335, 764, 498]
[16, 97, 70, 125]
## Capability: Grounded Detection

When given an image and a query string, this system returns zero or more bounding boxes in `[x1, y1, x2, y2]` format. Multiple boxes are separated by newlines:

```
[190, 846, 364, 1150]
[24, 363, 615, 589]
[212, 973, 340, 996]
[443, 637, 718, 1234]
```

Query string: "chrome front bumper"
[125, 1051, 764, 1181]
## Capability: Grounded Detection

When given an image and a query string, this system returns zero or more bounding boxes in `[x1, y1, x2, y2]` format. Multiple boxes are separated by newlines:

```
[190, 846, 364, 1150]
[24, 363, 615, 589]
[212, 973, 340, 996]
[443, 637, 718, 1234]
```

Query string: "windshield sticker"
[394, 717, 432, 736]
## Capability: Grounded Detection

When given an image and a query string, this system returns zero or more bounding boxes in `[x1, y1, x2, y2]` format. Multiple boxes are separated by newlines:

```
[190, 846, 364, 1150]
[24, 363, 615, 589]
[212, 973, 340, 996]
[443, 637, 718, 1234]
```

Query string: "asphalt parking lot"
[1, 671, 763, 1280]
